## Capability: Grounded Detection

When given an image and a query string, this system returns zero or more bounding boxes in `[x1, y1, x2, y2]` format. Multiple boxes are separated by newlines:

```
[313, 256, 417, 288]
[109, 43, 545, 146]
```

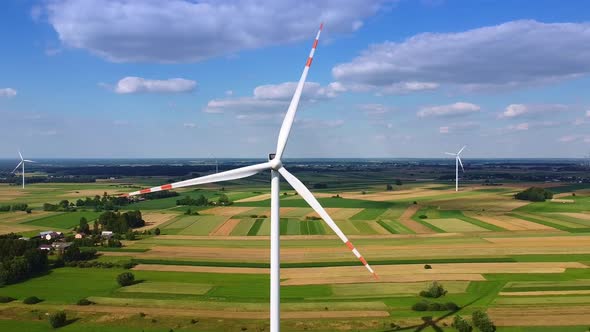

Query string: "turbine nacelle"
[268, 153, 283, 170]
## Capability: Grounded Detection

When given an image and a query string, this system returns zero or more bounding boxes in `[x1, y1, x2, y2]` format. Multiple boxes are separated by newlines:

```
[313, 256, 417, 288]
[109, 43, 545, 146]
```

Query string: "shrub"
[427, 302, 443, 311]
[453, 315, 472, 332]
[48, 311, 67, 328]
[154, 228, 161, 236]
[411, 301, 428, 311]
[472, 310, 496, 332]
[420, 281, 447, 298]
[122, 262, 136, 269]
[445, 302, 460, 311]
[77, 298, 93, 306]
[117, 272, 135, 286]
[0, 296, 16, 303]
[418, 215, 428, 219]
[424, 264, 432, 269]
[23, 296, 42, 304]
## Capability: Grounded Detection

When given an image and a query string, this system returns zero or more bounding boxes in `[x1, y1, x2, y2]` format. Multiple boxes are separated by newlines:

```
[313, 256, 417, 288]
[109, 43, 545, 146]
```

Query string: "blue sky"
[1, 0, 589, 159]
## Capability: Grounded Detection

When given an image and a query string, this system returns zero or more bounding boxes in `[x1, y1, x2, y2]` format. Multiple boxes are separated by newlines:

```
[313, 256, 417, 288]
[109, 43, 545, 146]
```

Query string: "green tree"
[48, 311, 67, 328]
[386, 184, 393, 191]
[117, 272, 135, 286]
[154, 228, 161, 236]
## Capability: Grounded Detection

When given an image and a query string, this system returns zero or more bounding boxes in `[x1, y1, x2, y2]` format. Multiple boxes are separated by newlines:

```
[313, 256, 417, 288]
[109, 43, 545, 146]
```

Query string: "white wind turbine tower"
[122, 24, 376, 332]
[12, 151, 36, 189]
[445, 146, 466, 192]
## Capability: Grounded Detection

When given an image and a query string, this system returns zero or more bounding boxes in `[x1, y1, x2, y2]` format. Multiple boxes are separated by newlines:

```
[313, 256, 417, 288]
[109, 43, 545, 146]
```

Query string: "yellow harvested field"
[281, 262, 584, 285]
[465, 213, 554, 231]
[210, 218, 241, 236]
[59, 189, 120, 197]
[551, 198, 574, 203]
[305, 208, 363, 220]
[135, 212, 177, 231]
[235, 193, 271, 202]
[70, 305, 388, 319]
[499, 290, 590, 296]
[398, 205, 435, 233]
[0, 223, 37, 234]
[489, 306, 590, 326]
[0, 211, 51, 223]
[133, 264, 268, 274]
[559, 212, 590, 221]
[200, 206, 256, 216]
[342, 189, 444, 201]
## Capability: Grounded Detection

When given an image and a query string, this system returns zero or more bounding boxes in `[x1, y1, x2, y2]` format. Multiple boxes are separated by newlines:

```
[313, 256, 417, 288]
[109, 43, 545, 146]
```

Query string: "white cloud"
[358, 103, 395, 115]
[417, 102, 480, 118]
[586, 110, 590, 117]
[559, 135, 590, 143]
[438, 122, 479, 134]
[42, 0, 384, 62]
[183, 123, 196, 128]
[499, 103, 568, 119]
[332, 20, 590, 92]
[204, 81, 338, 114]
[510, 123, 529, 131]
[0, 88, 17, 98]
[225, 90, 234, 97]
[297, 119, 344, 129]
[114, 77, 196, 94]
[113, 120, 129, 126]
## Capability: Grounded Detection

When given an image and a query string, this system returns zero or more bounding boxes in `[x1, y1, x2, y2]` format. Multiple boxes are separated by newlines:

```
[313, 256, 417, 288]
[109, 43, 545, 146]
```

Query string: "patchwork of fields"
[1, 181, 590, 331]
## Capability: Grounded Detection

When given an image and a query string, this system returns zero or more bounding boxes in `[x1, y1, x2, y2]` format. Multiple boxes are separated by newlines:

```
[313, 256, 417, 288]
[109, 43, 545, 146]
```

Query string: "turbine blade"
[274, 24, 323, 160]
[23, 160, 35, 163]
[457, 145, 466, 154]
[444, 152, 456, 156]
[18, 150, 23, 161]
[124, 162, 271, 197]
[278, 167, 377, 279]
[458, 156, 465, 172]
[12, 161, 23, 173]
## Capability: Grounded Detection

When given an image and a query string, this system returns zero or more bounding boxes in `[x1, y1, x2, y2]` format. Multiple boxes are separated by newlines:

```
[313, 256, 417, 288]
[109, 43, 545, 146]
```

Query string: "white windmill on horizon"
[445, 146, 466, 192]
[121, 24, 376, 332]
[12, 151, 36, 189]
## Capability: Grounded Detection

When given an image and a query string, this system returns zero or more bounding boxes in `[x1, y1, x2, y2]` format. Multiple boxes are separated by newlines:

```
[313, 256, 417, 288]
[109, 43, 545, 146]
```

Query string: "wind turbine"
[122, 24, 376, 332]
[12, 151, 36, 189]
[445, 146, 466, 192]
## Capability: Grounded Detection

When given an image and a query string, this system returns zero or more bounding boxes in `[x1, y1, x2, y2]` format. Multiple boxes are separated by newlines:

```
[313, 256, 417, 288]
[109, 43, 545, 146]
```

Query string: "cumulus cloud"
[0, 88, 17, 98]
[183, 123, 196, 128]
[499, 103, 568, 119]
[559, 135, 590, 143]
[296, 118, 344, 129]
[332, 20, 590, 93]
[358, 103, 395, 115]
[417, 102, 480, 118]
[587, 110, 590, 117]
[114, 77, 196, 94]
[439, 122, 479, 134]
[204, 81, 338, 114]
[41, 0, 384, 63]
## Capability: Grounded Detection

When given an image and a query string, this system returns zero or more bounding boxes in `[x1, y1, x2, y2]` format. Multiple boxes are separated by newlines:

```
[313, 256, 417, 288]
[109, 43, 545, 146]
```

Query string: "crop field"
[0, 178, 589, 331]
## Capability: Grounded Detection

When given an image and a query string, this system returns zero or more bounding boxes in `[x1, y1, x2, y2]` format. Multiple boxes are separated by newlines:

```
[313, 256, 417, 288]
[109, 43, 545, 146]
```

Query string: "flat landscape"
[0, 160, 589, 331]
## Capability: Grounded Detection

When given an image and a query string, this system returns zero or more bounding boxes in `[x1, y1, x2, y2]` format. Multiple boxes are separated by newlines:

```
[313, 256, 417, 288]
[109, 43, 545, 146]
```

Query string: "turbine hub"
[268, 153, 282, 170]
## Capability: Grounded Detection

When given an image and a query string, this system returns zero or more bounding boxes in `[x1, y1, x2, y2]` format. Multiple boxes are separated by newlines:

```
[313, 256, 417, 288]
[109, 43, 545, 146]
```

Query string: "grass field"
[1, 180, 589, 331]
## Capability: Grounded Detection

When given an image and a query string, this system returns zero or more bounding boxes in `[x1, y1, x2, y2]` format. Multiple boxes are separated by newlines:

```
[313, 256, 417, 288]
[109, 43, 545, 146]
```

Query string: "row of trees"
[0, 203, 30, 213]
[43, 200, 77, 212]
[0, 234, 48, 286]
[98, 210, 145, 234]
[515, 187, 554, 202]
[176, 194, 232, 206]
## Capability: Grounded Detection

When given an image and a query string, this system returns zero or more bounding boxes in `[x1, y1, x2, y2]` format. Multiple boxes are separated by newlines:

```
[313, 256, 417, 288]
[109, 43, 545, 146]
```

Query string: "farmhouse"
[39, 231, 63, 241]
[51, 242, 73, 254]
[101, 231, 113, 239]
[38, 244, 52, 251]
[75, 232, 86, 239]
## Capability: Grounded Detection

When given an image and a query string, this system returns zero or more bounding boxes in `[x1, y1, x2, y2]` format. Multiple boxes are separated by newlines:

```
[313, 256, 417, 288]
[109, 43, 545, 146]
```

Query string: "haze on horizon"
[1, 0, 590, 159]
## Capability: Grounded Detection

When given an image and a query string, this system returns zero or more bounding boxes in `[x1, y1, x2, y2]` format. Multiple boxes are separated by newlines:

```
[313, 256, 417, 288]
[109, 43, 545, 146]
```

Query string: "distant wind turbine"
[12, 151, 36, 189]
[120, 24, 376, 332]
[445, 146, 466, 192]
